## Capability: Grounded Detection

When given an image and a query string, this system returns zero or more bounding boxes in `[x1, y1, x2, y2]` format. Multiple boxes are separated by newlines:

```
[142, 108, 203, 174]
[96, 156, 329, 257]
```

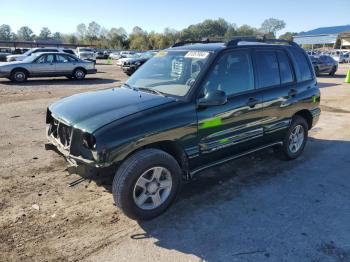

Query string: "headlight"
[82, 132, 96, 149]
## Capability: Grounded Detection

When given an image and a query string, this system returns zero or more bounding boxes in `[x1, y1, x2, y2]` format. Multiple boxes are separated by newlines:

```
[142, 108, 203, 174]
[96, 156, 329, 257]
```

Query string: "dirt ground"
[1, 61, 350, 262]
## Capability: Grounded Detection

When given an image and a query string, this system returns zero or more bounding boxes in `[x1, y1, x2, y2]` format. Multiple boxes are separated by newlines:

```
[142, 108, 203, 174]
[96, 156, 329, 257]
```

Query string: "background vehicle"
[75, 47, 97, 63]
[330, 50, 349, 63]
[0, 52, 96, 83]
[0, 48, 12, 62]
[310, 55, 338, 76]
[122, 51, 157, 75]
[46, 38, 320, 220]
[6, 48, 76, 62]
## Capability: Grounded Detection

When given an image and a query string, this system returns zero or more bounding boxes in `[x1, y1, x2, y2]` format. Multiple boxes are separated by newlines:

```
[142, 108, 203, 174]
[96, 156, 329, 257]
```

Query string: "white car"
[116, 53, 142, 66]
[75, 47, 97, 63]
[6, 48, 75, 62]
[109, 52, 121, 60]
[330, 51, 350, 63]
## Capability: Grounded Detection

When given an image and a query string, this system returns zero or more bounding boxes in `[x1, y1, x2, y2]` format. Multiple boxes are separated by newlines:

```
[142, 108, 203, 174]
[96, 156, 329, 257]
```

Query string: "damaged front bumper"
[45, 112, 110, 168]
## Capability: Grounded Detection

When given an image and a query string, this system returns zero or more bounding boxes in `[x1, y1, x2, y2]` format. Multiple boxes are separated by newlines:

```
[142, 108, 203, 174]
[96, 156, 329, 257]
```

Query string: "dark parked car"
[46, 38, 320, 220]
[310, 55, 338, 76]
[122, 51, 156, 76]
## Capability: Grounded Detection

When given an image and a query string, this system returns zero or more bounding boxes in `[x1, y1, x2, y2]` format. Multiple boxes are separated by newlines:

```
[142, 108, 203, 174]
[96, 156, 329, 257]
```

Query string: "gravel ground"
[1, 61, 350, 262]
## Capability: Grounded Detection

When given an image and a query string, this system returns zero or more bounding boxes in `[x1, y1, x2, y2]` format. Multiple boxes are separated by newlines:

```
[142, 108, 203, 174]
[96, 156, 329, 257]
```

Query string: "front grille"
[48, 118, 73, 148]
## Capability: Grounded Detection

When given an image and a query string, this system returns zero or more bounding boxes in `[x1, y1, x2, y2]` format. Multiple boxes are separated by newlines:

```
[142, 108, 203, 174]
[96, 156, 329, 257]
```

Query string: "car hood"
[0, 61, 28, 67]
[49, 87, 175, 133]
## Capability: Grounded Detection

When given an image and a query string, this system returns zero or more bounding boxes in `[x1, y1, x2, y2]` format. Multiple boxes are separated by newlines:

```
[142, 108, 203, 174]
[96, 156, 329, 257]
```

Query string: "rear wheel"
[329, 67, 336, 76]
[280, 116, 308, 160]
[112, 149, 182, 220]
[73, 68, 86, 80]
[315, 67, 320, 77]
[10, 69, 28, 83]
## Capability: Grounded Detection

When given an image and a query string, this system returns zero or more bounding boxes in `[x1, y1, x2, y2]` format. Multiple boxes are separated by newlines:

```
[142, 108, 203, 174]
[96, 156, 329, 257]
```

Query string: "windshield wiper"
[123, 83, 139, 91]
[138, 87, 166, 97]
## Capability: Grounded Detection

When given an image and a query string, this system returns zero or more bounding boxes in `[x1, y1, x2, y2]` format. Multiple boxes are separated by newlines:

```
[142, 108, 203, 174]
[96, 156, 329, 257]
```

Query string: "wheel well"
[11, 67, 29, 76]
[74, 67, 87, 74]
[294, 110, 313, 130]
[129, 141, 190, 178]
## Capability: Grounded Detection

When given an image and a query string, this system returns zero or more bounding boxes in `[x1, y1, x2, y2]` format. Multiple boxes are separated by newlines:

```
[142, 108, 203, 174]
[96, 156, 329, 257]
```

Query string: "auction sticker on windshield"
[185, 51, 209, 59]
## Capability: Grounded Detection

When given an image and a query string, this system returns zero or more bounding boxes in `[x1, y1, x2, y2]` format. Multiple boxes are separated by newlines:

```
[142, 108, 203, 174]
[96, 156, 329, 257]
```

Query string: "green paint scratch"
[200, 117, 222, 129]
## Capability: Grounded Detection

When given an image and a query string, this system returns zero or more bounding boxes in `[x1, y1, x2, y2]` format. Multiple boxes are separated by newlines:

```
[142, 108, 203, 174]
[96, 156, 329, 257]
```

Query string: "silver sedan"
[0, 52, 97, 83]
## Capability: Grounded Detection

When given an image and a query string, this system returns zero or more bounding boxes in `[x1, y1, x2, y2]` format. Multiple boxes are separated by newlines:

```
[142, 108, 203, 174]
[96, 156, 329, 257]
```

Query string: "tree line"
[0, 18, 297, 50]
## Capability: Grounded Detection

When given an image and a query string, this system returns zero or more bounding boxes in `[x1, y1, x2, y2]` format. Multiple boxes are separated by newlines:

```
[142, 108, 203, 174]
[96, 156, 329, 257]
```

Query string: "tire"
[73, 68, 86, 80]
[329, 67, 336, 76]
[10, 69, 28, 83]
[315, 67, 320, 77]
[280, 116, 308, 160]
[112, 149, 182, 220]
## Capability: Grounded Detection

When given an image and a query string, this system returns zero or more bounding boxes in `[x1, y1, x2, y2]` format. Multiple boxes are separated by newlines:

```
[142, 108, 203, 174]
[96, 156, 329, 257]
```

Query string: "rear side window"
[255, 51, 280, 88]
[291, 49, 313, 82]
[277, 51, 294, 84]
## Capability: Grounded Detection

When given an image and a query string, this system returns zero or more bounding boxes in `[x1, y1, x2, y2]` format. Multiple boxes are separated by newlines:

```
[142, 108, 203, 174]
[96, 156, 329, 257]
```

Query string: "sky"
[1, 0, 349, 35]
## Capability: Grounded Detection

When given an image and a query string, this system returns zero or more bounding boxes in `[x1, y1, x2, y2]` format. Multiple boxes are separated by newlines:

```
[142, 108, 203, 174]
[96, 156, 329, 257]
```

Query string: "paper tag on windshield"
[185, 51, 209, 59]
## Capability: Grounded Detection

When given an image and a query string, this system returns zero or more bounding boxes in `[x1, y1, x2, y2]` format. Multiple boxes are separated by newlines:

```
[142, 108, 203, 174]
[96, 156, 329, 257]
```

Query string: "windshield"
[126, 50, 211, 97]
[22, 53, 40, 63]
[23, 49, 35, 56]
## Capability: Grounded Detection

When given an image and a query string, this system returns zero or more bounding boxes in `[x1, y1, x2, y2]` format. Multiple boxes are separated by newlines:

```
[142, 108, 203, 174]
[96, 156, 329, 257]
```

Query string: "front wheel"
[10, 69, 28, 83]
[280, 116, 308, 160]
[112, 149, 182, 220]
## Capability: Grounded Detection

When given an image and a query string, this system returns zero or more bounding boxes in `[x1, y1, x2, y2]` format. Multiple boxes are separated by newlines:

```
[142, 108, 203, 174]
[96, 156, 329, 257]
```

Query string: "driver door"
[30, 54, 56, 76]
[192, 49, 265, 170]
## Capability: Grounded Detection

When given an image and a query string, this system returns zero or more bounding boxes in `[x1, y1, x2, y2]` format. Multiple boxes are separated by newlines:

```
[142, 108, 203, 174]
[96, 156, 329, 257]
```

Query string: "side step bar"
[190, 142, 283, 176]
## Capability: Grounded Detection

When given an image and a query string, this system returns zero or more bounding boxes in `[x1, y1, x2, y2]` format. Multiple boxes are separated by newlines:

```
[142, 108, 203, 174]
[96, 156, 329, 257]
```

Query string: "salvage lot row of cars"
[0, 47, 159, 82]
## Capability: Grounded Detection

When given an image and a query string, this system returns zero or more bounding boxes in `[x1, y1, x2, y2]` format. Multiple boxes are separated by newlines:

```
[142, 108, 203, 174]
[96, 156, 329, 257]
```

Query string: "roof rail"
[171, 38, 223, 48]
[226, 36, 300, 48]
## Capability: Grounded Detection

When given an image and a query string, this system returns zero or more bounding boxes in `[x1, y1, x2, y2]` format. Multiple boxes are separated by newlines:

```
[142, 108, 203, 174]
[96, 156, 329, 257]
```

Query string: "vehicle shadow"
[65, 137, 350, 260]
[0, 77, 118, 86]
[318, 82, 340, 88]
[134, 137, 350, 261]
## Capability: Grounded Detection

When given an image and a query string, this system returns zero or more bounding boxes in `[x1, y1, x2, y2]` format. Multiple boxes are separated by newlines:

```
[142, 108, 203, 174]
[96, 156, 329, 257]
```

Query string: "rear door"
[193, 49, 265, 170]
[55, 54, 76, 75]
[253, 48, 296, 143]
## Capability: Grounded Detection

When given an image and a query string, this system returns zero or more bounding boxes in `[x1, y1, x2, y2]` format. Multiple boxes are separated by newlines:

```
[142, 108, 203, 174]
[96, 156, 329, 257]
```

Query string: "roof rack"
[171, 38, 223, 47]
[226, 36, 300, 48]
[171, 36, 301, 48]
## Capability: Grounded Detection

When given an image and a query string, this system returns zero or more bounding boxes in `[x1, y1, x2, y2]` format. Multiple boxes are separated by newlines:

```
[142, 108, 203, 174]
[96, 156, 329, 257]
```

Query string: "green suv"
[46, 38, 321, 220]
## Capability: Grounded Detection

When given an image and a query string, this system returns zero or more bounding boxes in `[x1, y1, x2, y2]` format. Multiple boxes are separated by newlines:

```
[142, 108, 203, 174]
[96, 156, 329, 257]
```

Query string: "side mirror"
[198, 90, 227, 108]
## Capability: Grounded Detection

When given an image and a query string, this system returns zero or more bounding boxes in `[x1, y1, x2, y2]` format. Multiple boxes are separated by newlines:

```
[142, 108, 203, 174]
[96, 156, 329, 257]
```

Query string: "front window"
[126, 50, 211, 97]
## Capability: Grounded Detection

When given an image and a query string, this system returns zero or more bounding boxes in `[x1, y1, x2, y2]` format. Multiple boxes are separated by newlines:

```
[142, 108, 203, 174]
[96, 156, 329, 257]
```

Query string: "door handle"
[288, 88, 297, 97]
[247, 97, 259, 108]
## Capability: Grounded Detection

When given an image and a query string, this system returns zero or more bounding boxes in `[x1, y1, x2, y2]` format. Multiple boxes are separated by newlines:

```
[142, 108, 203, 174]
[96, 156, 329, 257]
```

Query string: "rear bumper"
[87, 69, 97, 74]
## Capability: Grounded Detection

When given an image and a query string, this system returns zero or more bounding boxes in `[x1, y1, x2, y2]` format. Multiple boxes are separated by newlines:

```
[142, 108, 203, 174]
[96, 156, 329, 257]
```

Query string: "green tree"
[86, 21, 101, 43]
[279, 32, 297, 41]
[52, 32, 62, 41]
[0, 24, 12, 40]
[17, 26, 34, 41]
[39, 27, 51, 40]
[260, 18, 286, 38]
[76, 23, 86, 40]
